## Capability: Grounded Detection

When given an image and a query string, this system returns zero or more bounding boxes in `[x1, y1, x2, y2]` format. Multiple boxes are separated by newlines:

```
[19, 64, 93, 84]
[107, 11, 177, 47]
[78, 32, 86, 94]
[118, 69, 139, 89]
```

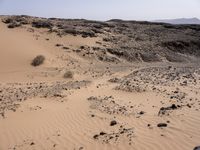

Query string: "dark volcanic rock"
[157, 123, 168, 128]
[139, 111, 145, 115]
[110, 120, 117, 126]
[194, 146, 200, 150]
[162, 40, 200, 56]
[32, 20, 53, 28]
[81, 31, 96, 38]
[7, 21, 21, 28]
[158, 104, 178, 116]
[93, 127, 134, 144]
[99, 132, 106, 135]
[2, 18, 13, 24]
[93, 134, 99, 139]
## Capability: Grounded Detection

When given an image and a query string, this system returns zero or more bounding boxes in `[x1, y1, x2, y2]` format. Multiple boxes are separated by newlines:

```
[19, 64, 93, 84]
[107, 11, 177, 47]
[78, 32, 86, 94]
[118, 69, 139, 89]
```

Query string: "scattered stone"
[63, 47, 69, 50]
[139, 111, 145, 115]
[55, 44, 63, 47]
[194, 146, 200, 150]
[100, 132, 106, 135]
[87, 96, 134, 116]
[187, 104, 192, 108]
[158, 104, 179, 116]
[157, 123, 168, 128]
[93, 127, 134, 144]
[0, 81, 90, 117]
[110, 120, 117, 126]
[93, 134, 99, 139]
[30, 142, 35, 146]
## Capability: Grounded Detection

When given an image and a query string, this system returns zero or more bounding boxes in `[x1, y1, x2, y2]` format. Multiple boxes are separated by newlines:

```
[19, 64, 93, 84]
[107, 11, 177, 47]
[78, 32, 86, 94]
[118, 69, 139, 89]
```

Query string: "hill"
[153, 17, 200, 24]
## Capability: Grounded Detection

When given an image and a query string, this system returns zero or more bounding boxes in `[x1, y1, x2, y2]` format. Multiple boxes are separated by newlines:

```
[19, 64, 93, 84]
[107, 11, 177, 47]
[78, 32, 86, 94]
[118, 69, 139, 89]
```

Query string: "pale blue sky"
[0, 0, 200, 21]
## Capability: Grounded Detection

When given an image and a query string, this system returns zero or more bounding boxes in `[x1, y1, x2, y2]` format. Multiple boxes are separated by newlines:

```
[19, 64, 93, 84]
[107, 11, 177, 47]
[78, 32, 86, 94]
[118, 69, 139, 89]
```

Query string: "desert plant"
[31, 55, 45, 66]
[63, 71, 73, 79]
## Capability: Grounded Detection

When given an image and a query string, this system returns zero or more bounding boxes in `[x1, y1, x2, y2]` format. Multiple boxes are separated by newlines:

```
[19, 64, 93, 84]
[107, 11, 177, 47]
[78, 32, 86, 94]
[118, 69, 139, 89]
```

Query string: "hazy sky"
[0, 0, 200, 21]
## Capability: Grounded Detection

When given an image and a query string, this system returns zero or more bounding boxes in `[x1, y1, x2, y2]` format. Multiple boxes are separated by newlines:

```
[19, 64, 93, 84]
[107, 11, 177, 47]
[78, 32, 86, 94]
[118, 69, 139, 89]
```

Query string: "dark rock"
[63, 29, 78, 35]
[139, 111, 145, 115]
[158, 104, 178, 116]
[93, 134, 99, 139]
[2, 18, 13, 24]
[157, 123, 168, 128]
[107, 48, 124, 57]
[81, 31, 96, 38]
[80, 46, 85, 49]
[55, 44, 63, 47]
[194, 146, 200, 150]
[63, 47, 69, 50]
[7, 21, 21, 28]
[99, 132, 106, 135]
[171, 104, 178, 109]
[32, 20, 53, 28]
[110, 120, 117, 126]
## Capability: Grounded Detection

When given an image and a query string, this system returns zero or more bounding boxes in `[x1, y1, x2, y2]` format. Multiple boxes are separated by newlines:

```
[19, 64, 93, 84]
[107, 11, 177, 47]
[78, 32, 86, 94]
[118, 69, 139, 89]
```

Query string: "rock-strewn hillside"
[2, 15, 200, 63]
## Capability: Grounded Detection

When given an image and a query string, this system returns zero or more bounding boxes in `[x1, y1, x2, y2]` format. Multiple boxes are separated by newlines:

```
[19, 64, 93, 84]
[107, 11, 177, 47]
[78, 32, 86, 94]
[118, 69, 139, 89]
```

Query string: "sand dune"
[0, 16, 200, 150]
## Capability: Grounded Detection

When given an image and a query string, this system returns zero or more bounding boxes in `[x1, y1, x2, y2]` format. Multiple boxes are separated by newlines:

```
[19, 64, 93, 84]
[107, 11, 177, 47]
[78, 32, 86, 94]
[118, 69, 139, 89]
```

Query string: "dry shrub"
[31, 55, 45, 66]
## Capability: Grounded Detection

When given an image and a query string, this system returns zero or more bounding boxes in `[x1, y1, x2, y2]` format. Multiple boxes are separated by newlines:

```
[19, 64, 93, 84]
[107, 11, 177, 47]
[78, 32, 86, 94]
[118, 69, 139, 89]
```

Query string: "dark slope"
[2, 15, 200, 63]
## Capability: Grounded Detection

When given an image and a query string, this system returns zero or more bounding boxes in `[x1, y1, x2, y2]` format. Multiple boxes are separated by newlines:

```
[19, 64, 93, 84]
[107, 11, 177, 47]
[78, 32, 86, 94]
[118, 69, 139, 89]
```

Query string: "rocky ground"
[0, 15, 200, 150]
[2, 15, 200, 63]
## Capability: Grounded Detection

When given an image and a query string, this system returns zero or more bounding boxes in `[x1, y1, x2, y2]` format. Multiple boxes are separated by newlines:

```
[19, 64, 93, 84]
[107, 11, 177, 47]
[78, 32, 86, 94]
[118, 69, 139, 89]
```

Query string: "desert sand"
[0, 16, 200, 150]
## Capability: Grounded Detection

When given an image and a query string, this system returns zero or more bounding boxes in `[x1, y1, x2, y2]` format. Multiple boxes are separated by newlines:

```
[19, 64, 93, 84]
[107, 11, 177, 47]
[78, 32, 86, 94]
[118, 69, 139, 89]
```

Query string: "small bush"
[31, 55, 45, 66]
[63, 71, 73, 79]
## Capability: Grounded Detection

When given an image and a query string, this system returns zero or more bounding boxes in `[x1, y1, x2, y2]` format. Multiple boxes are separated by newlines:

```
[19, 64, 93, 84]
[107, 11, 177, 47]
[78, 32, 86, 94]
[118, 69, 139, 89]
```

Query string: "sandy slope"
[0, 20, 200, 150]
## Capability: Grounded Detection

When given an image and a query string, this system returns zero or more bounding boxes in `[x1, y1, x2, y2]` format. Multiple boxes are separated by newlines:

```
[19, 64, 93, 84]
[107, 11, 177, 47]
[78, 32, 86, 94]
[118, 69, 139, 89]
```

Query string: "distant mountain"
[152, 18, 200, 25]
